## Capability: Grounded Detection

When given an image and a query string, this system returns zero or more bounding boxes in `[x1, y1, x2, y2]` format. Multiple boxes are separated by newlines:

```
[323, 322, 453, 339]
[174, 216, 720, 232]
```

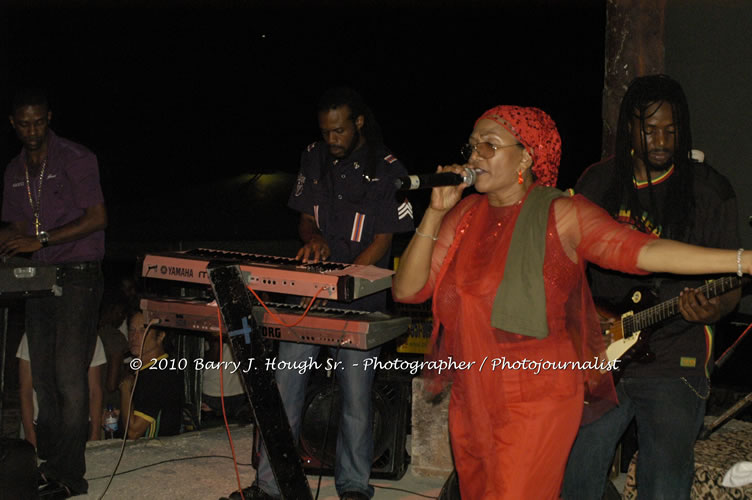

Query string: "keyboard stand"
[208, 264, 312, 500]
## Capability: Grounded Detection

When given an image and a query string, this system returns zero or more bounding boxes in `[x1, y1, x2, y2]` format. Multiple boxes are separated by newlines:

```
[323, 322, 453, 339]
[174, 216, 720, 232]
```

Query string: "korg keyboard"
[140, 297, 410, 350]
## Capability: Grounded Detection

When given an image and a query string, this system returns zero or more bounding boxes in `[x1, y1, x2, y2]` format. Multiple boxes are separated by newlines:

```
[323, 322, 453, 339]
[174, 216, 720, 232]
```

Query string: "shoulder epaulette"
[384, 154, 397, 164]
[306, 142, 317, 152]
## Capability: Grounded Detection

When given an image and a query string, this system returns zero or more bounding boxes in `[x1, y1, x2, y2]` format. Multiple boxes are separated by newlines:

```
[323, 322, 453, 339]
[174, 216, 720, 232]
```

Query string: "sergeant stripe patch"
[398, 200, 413, 220]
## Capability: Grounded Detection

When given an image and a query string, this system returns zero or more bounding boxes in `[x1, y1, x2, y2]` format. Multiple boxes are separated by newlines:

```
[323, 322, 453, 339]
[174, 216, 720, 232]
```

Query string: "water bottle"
[104, 404, 119, 439]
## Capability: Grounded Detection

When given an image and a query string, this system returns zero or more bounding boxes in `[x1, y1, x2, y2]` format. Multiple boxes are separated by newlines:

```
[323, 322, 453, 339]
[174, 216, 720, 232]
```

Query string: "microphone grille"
[463, 167, 478, 186]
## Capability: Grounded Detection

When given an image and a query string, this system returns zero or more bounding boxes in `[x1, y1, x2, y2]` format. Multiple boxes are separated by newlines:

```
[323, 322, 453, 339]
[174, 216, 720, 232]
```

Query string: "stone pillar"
[410, 376, 454, 477]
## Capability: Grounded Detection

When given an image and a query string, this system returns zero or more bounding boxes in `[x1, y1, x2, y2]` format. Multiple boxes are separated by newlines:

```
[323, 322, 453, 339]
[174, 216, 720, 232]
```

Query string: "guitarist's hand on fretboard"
[678, 287, 723, 324]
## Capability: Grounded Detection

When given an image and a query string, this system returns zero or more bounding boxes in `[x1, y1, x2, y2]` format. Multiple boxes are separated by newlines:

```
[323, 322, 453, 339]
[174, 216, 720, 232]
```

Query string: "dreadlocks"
[605, 74, 695, 240]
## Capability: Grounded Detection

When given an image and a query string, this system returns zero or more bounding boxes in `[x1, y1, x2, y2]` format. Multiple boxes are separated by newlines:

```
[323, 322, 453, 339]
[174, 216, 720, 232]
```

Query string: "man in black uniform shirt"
[232, 88, 414, 500]
[563, 75, 741, 499]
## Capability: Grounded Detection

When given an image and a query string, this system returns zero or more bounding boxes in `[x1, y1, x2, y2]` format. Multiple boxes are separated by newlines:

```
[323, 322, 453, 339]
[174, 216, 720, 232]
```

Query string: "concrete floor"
[81, 425, 446, 500]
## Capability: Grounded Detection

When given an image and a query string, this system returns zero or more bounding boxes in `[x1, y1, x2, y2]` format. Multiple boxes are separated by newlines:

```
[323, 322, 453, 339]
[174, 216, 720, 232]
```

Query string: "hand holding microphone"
[402, 164, 477, 215]
[394, 166, 480, 190]
[400, 164, 475, 246]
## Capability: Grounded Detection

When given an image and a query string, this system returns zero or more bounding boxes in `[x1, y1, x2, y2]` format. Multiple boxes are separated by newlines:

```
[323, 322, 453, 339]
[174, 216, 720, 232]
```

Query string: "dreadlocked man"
[563, 74, 741, 499]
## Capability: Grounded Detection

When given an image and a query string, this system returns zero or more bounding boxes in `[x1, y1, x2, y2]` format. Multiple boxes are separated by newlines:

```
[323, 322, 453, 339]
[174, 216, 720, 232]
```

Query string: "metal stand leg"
[699, 392, 752, 439]
[208, 264, 312, 500]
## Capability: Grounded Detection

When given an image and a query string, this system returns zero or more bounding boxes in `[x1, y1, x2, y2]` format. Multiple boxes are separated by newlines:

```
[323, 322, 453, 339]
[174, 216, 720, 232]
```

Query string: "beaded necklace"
[24, 157, 48, 236]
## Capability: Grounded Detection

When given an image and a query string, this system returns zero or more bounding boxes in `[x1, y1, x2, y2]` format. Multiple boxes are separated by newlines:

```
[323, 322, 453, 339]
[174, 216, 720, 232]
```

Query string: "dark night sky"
[2, 1, 606, 244]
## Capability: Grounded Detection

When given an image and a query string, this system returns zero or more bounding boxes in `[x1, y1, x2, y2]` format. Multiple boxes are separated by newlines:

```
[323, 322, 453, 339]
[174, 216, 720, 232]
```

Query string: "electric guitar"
[599, 275, 745, 379]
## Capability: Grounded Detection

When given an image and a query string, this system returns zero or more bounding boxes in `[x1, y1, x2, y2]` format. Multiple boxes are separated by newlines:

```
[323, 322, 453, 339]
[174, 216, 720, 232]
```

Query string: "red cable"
[246, 285, 325, 327]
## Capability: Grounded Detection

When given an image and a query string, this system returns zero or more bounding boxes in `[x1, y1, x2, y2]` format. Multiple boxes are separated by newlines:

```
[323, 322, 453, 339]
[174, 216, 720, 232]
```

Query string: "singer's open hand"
[430, 164, 469, 213]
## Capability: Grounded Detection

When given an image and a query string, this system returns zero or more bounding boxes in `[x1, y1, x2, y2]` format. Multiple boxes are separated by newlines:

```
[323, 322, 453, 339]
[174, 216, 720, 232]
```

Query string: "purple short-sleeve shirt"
[2, 130, 105, 263]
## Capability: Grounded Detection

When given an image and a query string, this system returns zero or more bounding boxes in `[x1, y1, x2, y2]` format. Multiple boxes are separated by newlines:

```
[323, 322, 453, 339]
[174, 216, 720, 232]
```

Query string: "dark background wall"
[665, 0, 752, 312]
[666, 0, 752, 247]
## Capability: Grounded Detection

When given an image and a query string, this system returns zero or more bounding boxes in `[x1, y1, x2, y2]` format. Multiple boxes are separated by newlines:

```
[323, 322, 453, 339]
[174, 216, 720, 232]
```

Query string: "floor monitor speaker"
[297, 377, 411, 480]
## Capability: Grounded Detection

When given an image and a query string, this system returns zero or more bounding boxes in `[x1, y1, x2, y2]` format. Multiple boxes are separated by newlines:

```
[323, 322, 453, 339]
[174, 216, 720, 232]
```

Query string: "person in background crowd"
[201, 337, 250, 424]
[17, 333, 107, 445]
[118, 310, 183, 439]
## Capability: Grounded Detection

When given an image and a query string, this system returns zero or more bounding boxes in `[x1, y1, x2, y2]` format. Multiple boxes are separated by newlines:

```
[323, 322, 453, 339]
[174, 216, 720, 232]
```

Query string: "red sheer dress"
[398, 190, 655, 499]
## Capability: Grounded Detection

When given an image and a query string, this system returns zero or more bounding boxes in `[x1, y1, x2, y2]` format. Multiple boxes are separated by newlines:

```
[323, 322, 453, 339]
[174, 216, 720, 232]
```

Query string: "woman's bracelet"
[738, 248, 745, 277]
[415, 228, 439, 241]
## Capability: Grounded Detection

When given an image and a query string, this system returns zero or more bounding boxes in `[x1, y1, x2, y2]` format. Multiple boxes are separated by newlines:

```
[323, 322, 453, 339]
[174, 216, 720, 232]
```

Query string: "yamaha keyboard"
[140, 297, 411, 350]
[141, 248, 394, 302]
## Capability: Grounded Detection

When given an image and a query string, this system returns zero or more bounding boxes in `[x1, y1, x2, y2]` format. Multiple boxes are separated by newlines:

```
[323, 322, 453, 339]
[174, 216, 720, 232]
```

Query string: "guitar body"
[594, 275, 744, 384]
[595, 286, 658, 382]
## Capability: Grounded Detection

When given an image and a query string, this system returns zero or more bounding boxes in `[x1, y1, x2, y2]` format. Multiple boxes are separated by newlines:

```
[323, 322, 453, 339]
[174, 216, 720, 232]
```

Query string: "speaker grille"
[298, 379, 411, 480]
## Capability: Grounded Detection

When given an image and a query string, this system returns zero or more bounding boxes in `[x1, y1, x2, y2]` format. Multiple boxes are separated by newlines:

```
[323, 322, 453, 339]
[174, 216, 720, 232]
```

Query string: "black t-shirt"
[576, 157, 739, 377]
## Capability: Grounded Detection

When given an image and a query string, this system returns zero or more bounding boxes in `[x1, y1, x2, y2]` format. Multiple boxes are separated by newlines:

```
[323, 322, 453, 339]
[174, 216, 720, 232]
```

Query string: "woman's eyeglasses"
[461, 142, 521, 161]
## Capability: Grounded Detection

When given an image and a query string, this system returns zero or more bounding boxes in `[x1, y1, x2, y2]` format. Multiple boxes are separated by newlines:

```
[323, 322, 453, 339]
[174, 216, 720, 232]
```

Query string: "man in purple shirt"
[1, 88, 107, 499]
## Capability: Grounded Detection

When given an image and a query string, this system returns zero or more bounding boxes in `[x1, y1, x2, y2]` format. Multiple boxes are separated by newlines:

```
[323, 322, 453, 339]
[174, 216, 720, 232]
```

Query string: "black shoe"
[38, 479, 73, 499]
[221, 484, 280, 500]
[340, 492, 369, 500]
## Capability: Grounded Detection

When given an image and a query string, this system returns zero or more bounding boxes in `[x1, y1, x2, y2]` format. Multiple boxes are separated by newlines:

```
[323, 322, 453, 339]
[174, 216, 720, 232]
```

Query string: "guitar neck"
[628, 276, 743, 333]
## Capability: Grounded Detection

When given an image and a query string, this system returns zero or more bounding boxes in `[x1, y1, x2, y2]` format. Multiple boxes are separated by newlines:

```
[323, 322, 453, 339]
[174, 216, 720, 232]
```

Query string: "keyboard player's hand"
[297, 234, 331, 263]
[0, 234, 42, 257]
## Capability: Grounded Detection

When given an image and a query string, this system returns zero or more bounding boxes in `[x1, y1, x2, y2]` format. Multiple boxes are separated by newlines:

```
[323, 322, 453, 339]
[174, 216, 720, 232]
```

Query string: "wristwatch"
[37, 231, 50, 247]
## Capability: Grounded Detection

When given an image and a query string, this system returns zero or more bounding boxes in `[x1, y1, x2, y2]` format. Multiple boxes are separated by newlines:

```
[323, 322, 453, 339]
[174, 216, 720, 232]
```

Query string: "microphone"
[394, 167, 479, 190]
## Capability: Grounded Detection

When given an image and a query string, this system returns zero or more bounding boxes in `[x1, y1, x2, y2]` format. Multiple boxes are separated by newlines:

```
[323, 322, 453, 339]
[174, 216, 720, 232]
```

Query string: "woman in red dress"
[392, 105, 750, 499]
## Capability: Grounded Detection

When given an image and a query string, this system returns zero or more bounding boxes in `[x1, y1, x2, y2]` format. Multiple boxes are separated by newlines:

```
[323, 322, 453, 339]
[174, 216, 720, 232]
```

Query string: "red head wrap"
[476, 105, 562, 187]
